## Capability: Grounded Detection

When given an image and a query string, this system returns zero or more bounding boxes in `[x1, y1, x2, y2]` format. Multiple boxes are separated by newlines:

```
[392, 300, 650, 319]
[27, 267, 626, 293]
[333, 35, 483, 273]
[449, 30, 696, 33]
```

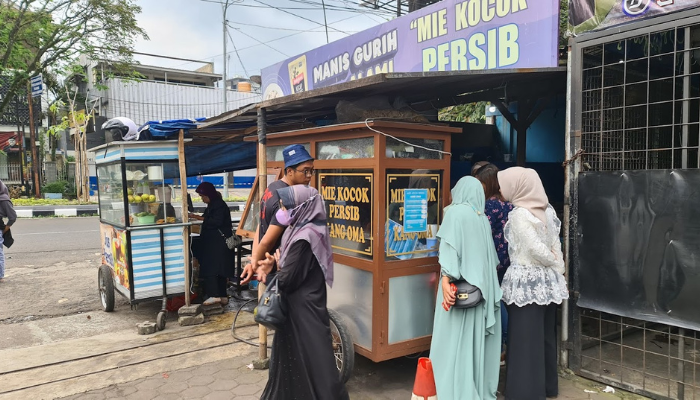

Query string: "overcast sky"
[133, 0, 395, 77]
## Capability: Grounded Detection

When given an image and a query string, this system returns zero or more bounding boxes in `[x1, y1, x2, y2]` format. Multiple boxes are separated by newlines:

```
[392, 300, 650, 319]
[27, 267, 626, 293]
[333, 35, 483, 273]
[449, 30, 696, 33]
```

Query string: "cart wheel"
[98, 265, 115, 312]
[328, 308, 354, 384]
[156, 311, 167, 331]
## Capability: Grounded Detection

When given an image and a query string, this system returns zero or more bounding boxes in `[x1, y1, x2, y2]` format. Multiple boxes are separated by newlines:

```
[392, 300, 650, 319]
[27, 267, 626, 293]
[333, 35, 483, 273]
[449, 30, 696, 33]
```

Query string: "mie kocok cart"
[92, 140, 192, 331]
[238, 121, 457, 381]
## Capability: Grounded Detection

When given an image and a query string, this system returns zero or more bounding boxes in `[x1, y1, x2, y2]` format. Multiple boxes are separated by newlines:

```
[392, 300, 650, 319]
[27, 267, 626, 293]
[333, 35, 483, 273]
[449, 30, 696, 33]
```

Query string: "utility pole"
[27, 82, 40, 198]
[222, 0, 231, 114]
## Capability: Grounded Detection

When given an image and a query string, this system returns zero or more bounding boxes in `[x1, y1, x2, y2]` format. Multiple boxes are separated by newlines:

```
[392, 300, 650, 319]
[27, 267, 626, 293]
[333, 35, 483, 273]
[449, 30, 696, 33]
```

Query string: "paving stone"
[125, 389, 158, 399]
[181, 385, 212, 398]
[232, 384, 262, 396]
[135, 377, 166, 391]
[157, 381, 189, 394]
[186, 374, 216, 387]
[111, 386, 138, 397]
[153, 395, 182, 400]
[70, 393, 105, 400]
[190, 363, 222, 376]
[232, 396, 260, 400]
[208, 377, 239, 391]
[177, 304, 202, 316]
[202, 390, 235, 400]
[178, 313, 204, 326]
[163, 370, 193, 382]
[212, 369, 234, 381]
[235, 372, 264, 384]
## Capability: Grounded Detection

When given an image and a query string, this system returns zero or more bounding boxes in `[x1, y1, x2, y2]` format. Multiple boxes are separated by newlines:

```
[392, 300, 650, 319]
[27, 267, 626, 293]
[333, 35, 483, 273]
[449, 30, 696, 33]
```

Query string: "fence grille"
[576, 21, 700, 400]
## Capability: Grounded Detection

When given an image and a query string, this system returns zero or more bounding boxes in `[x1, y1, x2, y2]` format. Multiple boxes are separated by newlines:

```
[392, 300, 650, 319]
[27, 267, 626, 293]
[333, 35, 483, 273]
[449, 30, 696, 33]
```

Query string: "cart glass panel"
[97, 163, 126, 226]
[124, 161, 180, 226]
[385, 137, 444, 159]
[318, 170, 373, 260]
[385, 169, 442, 261]
[316, 137, 374, 160]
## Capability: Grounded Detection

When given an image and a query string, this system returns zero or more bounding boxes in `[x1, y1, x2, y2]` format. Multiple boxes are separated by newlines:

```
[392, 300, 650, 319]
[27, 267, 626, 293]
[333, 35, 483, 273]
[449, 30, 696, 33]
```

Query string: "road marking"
[13, 230, 99, 236]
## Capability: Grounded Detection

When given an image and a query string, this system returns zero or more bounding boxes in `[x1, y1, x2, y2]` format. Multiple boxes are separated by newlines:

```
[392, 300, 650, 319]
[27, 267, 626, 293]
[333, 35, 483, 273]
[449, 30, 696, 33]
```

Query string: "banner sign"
[570, 0, 700, 35]
[262, 0, 560, 100]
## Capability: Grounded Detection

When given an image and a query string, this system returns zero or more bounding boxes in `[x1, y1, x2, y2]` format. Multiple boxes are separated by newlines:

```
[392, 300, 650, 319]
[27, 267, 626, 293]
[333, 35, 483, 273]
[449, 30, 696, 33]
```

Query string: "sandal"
[203, 297, 221, 306]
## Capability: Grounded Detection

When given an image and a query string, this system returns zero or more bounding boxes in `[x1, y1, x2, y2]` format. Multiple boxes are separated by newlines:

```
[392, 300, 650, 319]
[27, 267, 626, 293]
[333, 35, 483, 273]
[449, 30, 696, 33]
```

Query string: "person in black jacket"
[190, 182, 234, 305]
[0, 180, 16, 282]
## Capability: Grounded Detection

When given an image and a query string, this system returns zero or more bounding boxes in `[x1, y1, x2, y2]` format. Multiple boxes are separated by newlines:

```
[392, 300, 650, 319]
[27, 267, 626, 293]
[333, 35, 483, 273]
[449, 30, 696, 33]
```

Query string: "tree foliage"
[0, 0, 148, 115]
[439, 102, 487, 124]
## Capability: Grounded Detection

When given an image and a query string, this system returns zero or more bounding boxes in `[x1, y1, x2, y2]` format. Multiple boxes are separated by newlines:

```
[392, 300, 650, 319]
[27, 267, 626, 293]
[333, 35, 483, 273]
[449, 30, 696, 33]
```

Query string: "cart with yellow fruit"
[91, 140, 191, 330]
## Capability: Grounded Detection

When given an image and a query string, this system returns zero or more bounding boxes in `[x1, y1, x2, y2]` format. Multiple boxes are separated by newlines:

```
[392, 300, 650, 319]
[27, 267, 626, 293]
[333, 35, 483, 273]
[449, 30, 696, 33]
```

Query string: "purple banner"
[570, 0, 700, 35]
[261, 0, 560, 100]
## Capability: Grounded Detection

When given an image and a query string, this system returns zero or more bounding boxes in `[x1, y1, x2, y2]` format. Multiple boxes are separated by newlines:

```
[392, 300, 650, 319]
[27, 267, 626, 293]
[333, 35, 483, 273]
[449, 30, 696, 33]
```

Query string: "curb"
[15, 203, 246, 218]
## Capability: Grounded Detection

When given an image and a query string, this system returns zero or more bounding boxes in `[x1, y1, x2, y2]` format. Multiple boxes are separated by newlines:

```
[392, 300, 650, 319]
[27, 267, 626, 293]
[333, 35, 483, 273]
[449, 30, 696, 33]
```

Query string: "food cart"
[237, 120, 457, 378]
[92, 140, 192, 331]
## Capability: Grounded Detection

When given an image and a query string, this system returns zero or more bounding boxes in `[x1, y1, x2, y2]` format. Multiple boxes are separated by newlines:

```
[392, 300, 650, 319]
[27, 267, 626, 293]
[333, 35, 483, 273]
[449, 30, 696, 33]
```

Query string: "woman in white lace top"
[498, 167, 568, 400]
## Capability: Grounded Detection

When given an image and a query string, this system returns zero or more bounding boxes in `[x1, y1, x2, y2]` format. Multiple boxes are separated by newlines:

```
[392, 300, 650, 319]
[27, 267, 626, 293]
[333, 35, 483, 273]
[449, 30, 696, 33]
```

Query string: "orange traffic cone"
[411, 357, 437, 400]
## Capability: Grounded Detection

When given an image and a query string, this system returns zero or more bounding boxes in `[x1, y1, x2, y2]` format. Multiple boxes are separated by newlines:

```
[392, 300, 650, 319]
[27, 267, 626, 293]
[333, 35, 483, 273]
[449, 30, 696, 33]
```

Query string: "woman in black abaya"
[259, 185, 348, 400]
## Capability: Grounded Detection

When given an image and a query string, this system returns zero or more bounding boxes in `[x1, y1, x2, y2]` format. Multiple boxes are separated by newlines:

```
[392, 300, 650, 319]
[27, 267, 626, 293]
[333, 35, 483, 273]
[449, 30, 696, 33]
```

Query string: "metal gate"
[569, 8, 700, 400]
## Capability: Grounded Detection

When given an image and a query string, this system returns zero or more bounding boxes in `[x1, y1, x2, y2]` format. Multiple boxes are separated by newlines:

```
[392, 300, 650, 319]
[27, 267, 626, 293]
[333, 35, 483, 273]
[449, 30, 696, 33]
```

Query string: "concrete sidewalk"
[56, 349, 646, 400]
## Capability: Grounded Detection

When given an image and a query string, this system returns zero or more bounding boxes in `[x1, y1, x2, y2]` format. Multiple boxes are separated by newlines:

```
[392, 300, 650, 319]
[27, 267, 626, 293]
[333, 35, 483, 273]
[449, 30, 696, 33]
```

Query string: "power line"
[226, 22, 290, 58]
[252, 0, 350, 35]
[226, 28, 249, 77]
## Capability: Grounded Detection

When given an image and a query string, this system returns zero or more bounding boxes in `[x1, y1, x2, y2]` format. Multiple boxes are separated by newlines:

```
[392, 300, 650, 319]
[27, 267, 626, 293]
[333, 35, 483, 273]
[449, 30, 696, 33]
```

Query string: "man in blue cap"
[241, 144, 315, 284]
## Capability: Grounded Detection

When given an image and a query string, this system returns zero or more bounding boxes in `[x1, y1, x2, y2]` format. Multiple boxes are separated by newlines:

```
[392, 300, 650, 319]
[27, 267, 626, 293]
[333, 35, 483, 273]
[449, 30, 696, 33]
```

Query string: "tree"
[439, 102, 487, 124]
[0, 0, 148, 115]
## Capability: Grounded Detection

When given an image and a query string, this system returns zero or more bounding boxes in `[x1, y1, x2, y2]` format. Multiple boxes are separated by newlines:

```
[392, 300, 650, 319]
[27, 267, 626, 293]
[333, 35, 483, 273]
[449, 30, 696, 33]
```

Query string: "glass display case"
[97, 160, 181, 228]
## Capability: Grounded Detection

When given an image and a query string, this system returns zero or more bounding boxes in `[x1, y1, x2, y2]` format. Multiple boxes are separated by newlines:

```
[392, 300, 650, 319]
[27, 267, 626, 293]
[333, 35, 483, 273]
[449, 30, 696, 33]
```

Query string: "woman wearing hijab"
[429, 176, 502, 400]
[259, 185, 348, 400]
[189, 182, 235, 305]
[0, 180, 15, 282]
[497, 167, 568, 400]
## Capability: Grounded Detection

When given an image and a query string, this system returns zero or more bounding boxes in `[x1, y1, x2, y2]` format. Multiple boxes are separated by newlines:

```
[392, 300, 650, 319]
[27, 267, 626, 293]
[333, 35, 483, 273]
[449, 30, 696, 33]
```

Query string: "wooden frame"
[235, 167, 282, 239]
[245, 121, 457, 362]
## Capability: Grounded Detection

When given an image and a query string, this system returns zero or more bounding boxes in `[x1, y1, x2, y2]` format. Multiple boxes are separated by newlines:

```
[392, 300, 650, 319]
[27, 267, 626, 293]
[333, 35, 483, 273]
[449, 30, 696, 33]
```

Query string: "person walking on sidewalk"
[0, 180, 16, 282]
[240, 144, 314, 286]
[498, 167, 568, 400]
[429, 176, 502, 400]
[258, 185, 349, 400]
[189, 182, 235, 305]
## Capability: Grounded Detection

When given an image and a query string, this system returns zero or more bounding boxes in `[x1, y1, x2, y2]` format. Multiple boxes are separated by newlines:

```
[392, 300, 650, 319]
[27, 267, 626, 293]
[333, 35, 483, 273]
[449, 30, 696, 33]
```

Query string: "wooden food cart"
[92, 140, 192, 331]
[238, 121, 457, 369]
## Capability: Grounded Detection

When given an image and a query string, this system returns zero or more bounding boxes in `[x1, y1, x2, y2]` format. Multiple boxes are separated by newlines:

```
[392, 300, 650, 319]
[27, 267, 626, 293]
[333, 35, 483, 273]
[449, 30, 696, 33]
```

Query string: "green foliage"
[65, 155, 75, 162]
[13, 198, 94, 206]
[439, 102, 488, 124]
[559, 0, 570, 48]
[0, 0, 148, 115]
[42, 180, 69, 194]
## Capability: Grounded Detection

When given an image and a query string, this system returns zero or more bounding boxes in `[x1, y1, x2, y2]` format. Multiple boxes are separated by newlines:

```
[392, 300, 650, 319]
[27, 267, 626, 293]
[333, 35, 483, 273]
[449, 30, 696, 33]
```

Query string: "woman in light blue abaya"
[429, 176, 503, 400]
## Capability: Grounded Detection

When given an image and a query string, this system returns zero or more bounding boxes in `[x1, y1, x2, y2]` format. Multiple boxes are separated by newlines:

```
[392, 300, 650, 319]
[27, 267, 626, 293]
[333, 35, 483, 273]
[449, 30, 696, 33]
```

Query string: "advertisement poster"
[570, 0, 700, 35]
[100, 223, 130, 291]
[319, 173, 373, 259]
[262, 0, 560, 99]
[386, 173, 440, 260]
[404, 189, 429, 233]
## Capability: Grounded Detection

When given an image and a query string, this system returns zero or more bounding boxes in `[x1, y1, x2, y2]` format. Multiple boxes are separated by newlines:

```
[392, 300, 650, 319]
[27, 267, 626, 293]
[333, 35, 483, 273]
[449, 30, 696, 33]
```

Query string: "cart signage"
[386, 173, 440, 260]
[261, 0, 560, 99]
[319, 173, 373, 258]
[569, 0, 699, 35]
[100, 223, 130, 292]
[403, 189, 429, 233]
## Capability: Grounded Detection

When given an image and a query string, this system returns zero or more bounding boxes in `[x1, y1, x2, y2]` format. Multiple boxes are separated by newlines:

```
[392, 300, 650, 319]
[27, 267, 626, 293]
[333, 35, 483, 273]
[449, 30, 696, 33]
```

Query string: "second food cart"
[237, 120, 457, 379]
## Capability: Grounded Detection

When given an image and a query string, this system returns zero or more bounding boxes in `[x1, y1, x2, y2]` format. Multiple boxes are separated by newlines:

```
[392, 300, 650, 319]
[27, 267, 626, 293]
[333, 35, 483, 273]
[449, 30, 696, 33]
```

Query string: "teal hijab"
[436, 176, 502, 335]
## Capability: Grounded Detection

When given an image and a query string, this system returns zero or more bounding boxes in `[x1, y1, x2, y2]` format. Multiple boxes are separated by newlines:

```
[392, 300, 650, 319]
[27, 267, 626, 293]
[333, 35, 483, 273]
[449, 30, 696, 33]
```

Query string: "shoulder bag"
[254, 274, 287, 330]
[450, 279, 483, 309]
[218, 229, 240, 250]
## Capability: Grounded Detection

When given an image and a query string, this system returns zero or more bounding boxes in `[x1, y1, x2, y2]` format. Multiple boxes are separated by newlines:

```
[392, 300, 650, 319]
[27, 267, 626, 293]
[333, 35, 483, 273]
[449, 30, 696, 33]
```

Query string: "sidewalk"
[57, 350, 646, 400]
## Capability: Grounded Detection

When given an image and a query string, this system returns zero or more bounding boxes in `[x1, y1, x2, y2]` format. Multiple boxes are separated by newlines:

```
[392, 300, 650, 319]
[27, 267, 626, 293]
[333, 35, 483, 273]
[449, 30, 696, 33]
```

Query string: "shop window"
[316, 137, 374, 160]
[583, 45, 603, 69]
[318, 170, 373, 260]
[384, 169, 442, 261]
[626, 58, 649, 84]
[603, 41, 625, 65]
[626, 35, 648, 61]
[386, 137, 444, 159]
[266, 143, 310, 162]
[648, 79, 674, 103]
[649, 30, 675, 56]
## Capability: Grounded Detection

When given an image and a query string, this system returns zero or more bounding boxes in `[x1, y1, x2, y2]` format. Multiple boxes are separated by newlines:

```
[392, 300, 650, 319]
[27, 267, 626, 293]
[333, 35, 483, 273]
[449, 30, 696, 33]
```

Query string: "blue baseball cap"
[283, 144, 313, 168]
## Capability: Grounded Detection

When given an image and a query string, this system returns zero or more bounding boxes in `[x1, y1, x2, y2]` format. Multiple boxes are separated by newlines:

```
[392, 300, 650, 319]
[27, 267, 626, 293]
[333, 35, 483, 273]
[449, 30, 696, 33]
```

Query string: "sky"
[132, 0, 397, 78]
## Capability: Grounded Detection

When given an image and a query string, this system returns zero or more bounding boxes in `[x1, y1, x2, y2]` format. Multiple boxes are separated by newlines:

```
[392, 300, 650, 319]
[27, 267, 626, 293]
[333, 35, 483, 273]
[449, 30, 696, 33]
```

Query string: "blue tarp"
[136, 118, 257, 177]
[138, 118, 206, 138]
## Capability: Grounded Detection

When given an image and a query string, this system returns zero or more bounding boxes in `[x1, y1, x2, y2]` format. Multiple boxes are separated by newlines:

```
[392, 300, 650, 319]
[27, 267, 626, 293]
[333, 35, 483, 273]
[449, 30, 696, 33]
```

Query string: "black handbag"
[451, 279, 483, 309]
[254, 274, 287, 330]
